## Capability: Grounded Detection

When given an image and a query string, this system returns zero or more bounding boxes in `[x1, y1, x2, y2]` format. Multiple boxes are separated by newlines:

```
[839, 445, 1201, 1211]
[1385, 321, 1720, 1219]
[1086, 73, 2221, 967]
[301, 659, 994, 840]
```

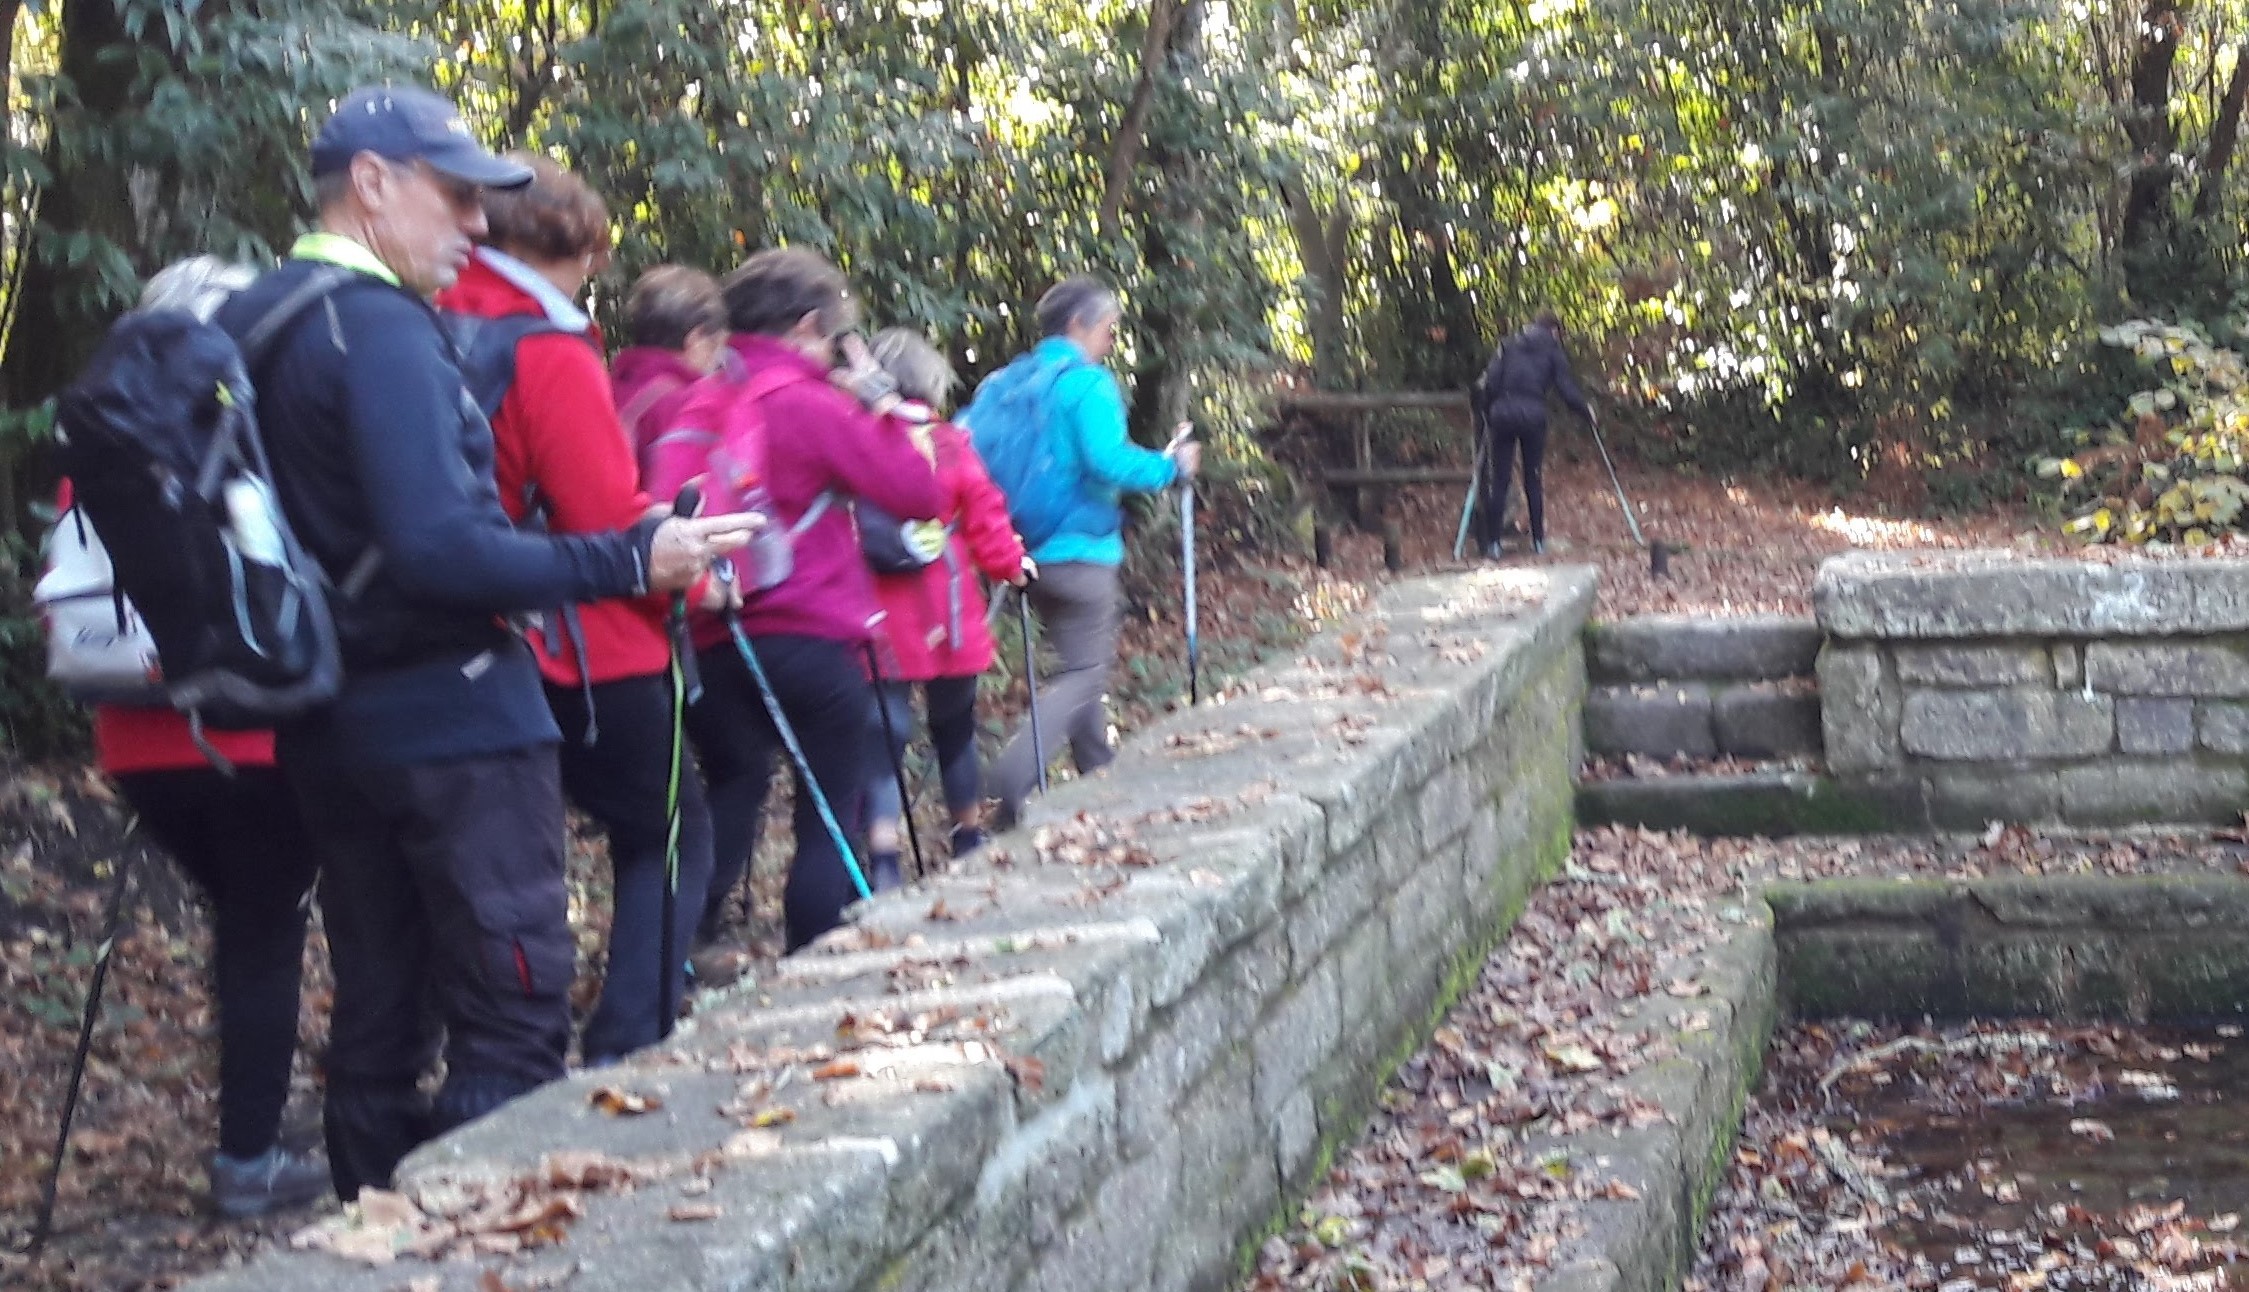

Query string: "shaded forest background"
[0, 0, 2243, 753]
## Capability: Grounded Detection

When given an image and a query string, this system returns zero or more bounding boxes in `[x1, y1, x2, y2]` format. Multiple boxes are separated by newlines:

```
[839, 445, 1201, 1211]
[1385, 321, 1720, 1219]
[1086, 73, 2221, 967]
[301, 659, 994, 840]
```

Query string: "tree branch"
[1098, 0, 1180, 239]
[2197, 44, 2249, 219]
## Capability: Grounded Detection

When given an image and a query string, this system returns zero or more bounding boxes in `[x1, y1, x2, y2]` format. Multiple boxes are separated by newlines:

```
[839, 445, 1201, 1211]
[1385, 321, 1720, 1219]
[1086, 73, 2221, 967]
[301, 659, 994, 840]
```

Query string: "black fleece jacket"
[218, 257, 657, 766]
[1481, 325, 1593, 425]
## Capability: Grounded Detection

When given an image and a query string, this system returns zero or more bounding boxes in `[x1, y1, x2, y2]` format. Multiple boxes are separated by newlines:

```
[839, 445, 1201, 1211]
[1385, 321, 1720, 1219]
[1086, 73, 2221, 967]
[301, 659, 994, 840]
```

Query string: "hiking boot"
[1482, 541, 1505, 561]
[868, 851, 904, 894]
[209, 1146, 329, 1219]
[949, 824, 989, 859]
[1531, 539, 1548, 556]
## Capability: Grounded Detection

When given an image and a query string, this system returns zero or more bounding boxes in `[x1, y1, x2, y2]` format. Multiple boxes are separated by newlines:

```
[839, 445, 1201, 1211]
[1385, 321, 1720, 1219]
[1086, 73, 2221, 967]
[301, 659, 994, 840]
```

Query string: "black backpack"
[53, 268, 358, 745]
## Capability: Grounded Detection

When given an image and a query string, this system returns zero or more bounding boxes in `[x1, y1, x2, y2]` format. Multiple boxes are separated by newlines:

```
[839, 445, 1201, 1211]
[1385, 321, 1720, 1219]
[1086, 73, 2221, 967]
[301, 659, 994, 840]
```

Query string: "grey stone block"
[2085, 640, 2249, 697]
[1115, 979, 1246, 1157]
[1574, 772, 1925, 836]
[1584, 614, 1821, 683]
[2118, 698, 2196, 756]
[2058, 761, 2249, 827]
[1157, 1057, 1277, 1292]
[975, 1074, 1117, 1251]
[2054, 643, 2084, 689]
[1251, 960, 1342, 1121]
[1711, 685, 1823, 758]
[2202, 701, 2249, 754]
[1274, 1086, 1319, 1189]
[1583, 682, 1716, 757]
[1817, 643, 1899, 773]
[1925, 768, 2062, 829]
[1024, 1135, 1180, 1292]
[1894, 641, 2048, 687]
[1814, 551, 2249, 638]
[1417, 761, 1482, 847]
[1900, 689, 2113, 761]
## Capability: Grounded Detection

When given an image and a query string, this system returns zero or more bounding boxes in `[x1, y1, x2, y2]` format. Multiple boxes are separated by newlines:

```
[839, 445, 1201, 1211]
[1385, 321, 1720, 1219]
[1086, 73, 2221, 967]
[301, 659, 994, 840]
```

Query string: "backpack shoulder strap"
[618, 372, 689, 441]
[238, 265, 357, 371]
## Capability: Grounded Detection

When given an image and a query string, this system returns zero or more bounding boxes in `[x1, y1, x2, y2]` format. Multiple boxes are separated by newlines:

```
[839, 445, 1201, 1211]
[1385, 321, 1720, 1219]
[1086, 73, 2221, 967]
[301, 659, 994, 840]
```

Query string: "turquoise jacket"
[1028, 336, 1180, 567]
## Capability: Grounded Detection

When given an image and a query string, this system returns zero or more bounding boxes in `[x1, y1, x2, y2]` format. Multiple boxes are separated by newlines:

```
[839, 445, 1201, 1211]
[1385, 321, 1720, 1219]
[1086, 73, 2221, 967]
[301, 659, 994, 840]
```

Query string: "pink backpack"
[643, 360, 831, 593]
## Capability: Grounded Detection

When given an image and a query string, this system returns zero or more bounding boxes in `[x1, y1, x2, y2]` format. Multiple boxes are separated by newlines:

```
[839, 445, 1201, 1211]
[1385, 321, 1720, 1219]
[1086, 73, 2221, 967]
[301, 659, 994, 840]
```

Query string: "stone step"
[1575, 771, 1916, 836]
[1586, 614, 1822, 685]
[1584, 682, 1822, 759]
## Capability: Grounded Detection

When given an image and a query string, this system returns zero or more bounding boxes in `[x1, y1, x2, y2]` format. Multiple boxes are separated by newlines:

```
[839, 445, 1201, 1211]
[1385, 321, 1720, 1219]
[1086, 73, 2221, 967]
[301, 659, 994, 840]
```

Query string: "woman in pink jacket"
[643, 248, 943, 950]
[861, 330, 1031, 878]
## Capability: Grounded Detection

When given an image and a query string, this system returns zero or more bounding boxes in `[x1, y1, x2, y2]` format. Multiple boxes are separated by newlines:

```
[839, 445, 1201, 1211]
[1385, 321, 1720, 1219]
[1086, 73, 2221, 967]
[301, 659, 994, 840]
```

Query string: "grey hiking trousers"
[988, 561, 1121, 816]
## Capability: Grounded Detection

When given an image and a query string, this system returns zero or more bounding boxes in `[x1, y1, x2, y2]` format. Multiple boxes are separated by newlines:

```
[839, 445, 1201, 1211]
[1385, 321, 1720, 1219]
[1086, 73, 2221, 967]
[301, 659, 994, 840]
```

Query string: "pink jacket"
[611, 345, 704, 484]
[645, 334, 943, 648]
[871, 417, 1026, 681]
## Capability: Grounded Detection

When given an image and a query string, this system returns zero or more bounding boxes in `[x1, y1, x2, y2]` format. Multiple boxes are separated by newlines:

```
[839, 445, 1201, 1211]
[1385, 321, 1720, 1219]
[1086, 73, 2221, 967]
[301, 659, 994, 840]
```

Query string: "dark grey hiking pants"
[988, 561, 1121, 816]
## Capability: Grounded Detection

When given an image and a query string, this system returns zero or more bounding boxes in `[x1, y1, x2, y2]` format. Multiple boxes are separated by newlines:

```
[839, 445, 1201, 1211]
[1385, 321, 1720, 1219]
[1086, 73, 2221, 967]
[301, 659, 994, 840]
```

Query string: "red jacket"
[51, 484, 275, 773]
[612, 345, 705, 486]
[871, 417, 1025, 680]
[437, 253, 670, 686]
[644, 334, 944, 648]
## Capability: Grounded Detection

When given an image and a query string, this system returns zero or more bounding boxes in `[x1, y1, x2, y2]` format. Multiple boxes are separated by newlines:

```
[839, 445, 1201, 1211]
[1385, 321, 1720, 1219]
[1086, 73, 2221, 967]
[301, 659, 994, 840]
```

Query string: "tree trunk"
[1282, 177, 1350, 382]
[2120, 0, 2183, 262]
[1124, 0, 1206, 447]
[2196, 42, 2249, 219]
[1098, 0, 1179, 240]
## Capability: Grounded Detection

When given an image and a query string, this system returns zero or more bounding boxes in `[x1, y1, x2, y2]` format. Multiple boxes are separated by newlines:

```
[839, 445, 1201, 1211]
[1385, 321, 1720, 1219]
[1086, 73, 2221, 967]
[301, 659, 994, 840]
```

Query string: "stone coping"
[1814, 549, 2249, 639]
[180, 564, 1593, 1292]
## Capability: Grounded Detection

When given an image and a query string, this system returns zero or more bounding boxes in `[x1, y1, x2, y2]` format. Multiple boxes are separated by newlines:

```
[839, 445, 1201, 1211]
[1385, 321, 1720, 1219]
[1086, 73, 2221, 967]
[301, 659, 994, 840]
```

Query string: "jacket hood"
[611, 345, 704, 389]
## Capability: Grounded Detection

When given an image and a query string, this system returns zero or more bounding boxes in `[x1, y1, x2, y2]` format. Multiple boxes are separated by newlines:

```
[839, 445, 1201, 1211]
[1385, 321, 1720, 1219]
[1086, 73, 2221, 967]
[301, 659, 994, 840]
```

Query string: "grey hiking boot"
[209, 1146, 329, 1218]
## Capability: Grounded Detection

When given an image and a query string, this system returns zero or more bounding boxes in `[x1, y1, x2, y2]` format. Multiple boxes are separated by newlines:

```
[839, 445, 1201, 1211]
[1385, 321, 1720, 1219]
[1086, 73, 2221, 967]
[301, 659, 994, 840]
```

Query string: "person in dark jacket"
[434, 155, 717, 1065]
[1477, 309, 1594, 556]
[212, 85, 755, 1201]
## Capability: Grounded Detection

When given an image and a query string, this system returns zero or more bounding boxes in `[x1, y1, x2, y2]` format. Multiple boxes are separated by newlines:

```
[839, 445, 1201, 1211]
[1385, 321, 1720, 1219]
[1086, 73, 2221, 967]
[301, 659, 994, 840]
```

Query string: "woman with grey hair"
[44, 256, 327, 1215]
[861, 328, 1032, 875]
[970, 275, 1200, 824]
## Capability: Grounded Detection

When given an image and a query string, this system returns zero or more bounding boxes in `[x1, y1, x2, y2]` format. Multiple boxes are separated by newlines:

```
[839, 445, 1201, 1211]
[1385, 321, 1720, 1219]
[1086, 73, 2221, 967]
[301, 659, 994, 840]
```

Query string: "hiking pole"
[31, 850, 135, 1253]
[1586, 413, 1647, 548]
[863, 640, 927, 880]
[1182, 482, 1201, 706]
[1015, 588, 1047, 795]
[715, 566, 874, 902]
[1455, 380, 1486, 560]
[1453, 439, 1486, 561]
[656, 486, 707, 1039]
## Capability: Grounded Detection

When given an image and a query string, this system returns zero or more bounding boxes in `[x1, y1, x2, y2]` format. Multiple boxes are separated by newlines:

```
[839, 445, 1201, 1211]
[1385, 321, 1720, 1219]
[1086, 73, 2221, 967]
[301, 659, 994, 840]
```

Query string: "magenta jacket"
[644, 333, 943, 648]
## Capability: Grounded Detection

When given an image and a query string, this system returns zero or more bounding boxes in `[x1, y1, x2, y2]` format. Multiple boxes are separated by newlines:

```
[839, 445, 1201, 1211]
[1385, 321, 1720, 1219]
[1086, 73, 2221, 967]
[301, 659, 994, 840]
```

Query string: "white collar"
[475, 246, 592, 333]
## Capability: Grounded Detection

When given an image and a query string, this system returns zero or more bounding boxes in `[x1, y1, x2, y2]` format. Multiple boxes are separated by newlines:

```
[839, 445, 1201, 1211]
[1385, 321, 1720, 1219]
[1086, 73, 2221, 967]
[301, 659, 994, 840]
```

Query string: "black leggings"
[115, 768, 315, 1161]
[689, 633, 870, 951]
[1481, 411, 1550, 545]
[867, 675, 982, 825]
[546, 672, 714, 1062]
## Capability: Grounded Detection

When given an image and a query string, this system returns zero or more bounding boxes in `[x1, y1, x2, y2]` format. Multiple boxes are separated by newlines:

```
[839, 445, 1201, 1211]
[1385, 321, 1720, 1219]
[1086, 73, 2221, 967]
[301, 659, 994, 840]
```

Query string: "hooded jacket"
[1481, 324, 1593, 425]
[869, 416, 1026, 681]
[644, 333, 945, 648]
[436, 249, 669, 686]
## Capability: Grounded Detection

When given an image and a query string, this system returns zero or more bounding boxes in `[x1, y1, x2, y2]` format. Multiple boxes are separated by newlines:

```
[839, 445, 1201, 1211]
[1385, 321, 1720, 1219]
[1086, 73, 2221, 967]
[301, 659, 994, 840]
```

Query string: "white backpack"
[33, 504, 166, 704]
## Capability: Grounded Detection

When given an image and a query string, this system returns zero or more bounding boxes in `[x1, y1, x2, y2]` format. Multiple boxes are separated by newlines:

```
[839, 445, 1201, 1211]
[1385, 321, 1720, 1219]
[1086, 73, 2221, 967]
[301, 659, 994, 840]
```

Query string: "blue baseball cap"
[311, 85, 533, 188]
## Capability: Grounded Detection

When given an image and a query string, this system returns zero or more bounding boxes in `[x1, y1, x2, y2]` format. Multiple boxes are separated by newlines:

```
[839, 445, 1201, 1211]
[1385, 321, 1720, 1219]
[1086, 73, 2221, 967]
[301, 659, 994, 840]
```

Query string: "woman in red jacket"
[862, 329, 1031, 875]
[433, 156, 712, 1062]
[55, 258, 326, 1217]
[643, 248, 943, 950]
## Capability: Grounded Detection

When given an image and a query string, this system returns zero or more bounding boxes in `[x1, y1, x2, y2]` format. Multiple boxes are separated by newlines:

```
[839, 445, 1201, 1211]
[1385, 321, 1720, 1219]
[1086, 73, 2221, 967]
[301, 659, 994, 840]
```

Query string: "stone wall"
[1581, 616, 1822, 761]
[184, 566, 1593, 1292]
[1816, 552, 2249, 827]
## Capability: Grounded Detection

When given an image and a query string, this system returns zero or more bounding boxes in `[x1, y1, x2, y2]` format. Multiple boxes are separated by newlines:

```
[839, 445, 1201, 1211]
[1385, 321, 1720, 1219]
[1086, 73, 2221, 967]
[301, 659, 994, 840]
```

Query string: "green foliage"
[2037, 320, 2249, 546]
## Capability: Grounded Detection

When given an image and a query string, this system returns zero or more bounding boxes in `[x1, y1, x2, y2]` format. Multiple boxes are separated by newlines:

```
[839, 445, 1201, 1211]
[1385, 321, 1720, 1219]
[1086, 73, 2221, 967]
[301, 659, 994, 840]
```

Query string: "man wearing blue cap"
[214, 85, 756, 1199]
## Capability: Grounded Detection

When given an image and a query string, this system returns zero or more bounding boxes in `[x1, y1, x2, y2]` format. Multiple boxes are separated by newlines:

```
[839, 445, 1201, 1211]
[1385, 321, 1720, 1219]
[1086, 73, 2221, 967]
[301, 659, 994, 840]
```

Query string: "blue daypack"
[962, 348, 1093, 548]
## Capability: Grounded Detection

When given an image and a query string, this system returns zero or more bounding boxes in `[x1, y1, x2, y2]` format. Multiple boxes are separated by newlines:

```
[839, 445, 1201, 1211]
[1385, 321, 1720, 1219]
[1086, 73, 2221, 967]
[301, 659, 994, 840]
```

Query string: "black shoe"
[1482, 541, 1505, 561]
[1532, 539, 1548, 556]
[949, 824, 988, 858]
[209, 1147, 329, 1219]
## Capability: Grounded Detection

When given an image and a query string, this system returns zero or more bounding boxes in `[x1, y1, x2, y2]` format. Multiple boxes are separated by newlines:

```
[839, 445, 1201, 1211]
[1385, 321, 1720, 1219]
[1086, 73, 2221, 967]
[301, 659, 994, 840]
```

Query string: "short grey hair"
[141, 256, 258, 322]
[1035, 274, 1119, 338]
[868, 328, 956, 409]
